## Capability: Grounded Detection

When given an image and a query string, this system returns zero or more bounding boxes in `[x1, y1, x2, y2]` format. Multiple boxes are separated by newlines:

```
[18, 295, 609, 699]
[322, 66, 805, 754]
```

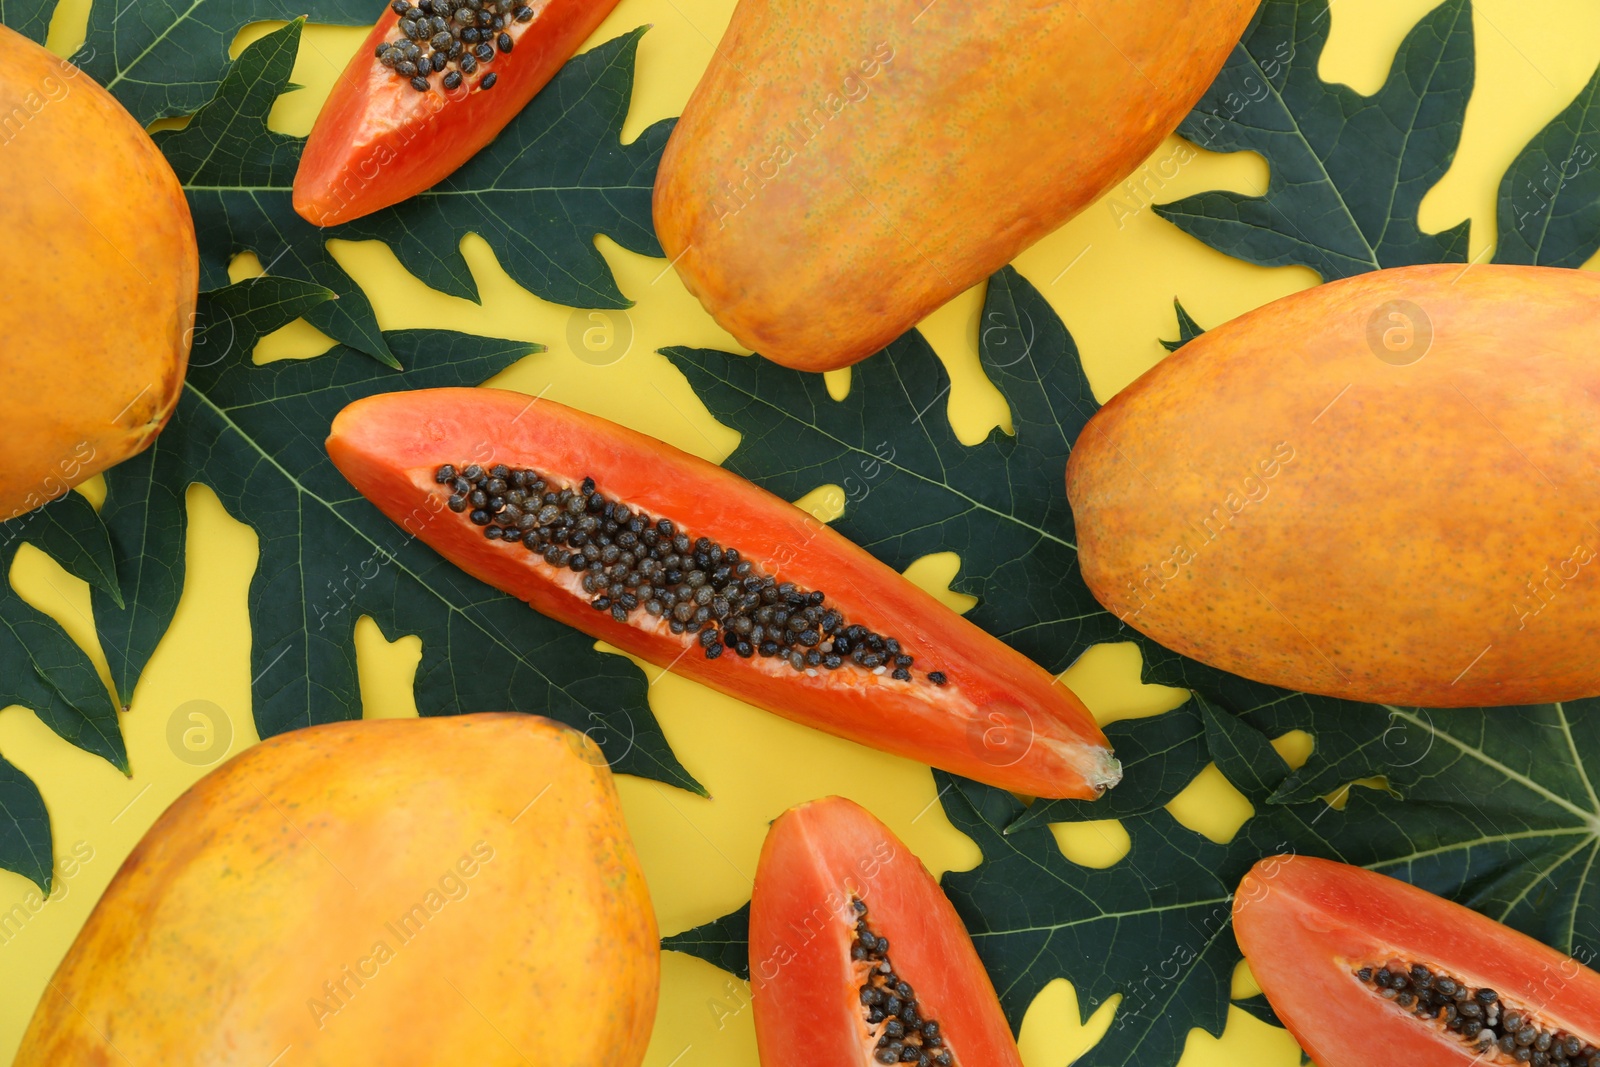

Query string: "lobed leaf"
[1156, 0, 1474, 278]
[156, 20, 669, 367]
[1494, 59, 1600, 267]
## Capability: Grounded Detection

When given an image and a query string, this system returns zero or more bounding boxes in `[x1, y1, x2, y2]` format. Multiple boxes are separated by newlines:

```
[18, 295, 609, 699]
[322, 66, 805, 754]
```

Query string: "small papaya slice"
[15, 714, 658, 1066]
[1235, 855, 1600, 1067]
[293, 0, 622, 226]
[1067, 263, 1600, 707]
[750, 796, 1023, 1067]
[326, 387, 1119, 799]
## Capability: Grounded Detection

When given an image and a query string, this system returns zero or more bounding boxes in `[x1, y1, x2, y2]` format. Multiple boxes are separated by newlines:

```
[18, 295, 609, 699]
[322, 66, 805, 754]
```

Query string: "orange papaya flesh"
[326, 388, 1119, 799]
[653, 0, 1257, 371]
[15, 714, 658, 1066]
[293, 0, 622, 227]
[1236, 856, 1600, 1067]
[751, 797, 1024, 1067]
[1067, 263, 1600, 707]
[0, 25, 196, 520]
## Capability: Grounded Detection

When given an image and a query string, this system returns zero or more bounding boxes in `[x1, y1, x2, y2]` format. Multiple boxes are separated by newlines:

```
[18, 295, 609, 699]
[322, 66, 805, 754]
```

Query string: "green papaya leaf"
[1494, 59, 1600, 267]
[942, 776, 1248, 1067]
[19, 491, 121, 609]
[1156, 0, 1474, 278]
[0, 12, 695, 895]
[0, 755, 51, 895]
[1200, 694, 1292, 801]
[628, 691, 1600, 1067]
[1158, 299, 1208, 353]
[0, 494, 125, 771]
[78, 0, 374, 124]
[663, 902, 751, 981]
[194, 278, 339, 360]
[156, 20, 668, 367]
[0, 0, 54, 44]
[156, 19, 393, 365]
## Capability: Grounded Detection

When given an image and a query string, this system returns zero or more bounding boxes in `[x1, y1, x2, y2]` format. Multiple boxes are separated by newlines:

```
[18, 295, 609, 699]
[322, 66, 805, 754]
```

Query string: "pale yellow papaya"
[653, 0, 1257, 371]
[1068, 263, 1600, 708]
[15, 714, 658, 1066]
[0, 26, 196, 520]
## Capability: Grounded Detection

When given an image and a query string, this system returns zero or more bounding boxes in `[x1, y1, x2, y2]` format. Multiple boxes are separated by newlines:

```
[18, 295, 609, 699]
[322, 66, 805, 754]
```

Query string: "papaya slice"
[293, 0, 622, 226]
[326, 387, 1119, 799]
[750, 796, 1023, 1067]
[1235, 855, 1600, 1067]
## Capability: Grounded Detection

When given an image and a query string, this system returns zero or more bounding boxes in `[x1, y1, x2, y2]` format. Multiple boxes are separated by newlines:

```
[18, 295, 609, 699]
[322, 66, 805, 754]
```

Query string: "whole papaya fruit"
[15, 714, 658, 1067]
[653, 0, 1257, 371]
[0, 26, 197, 520]
[1067, 263, 1600, 708]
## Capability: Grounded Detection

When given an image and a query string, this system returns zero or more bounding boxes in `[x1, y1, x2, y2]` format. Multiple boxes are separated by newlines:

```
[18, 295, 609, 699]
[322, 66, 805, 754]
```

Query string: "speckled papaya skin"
[15, 715, 658, 1067]
[1067, 263, 1600, 708]
[653, 0, 1257, 371]
[0, 26, 196, 519]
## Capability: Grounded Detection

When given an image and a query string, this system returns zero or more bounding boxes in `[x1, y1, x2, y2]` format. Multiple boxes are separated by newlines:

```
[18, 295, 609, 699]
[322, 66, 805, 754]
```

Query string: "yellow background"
[4, 0, 1600, 1063]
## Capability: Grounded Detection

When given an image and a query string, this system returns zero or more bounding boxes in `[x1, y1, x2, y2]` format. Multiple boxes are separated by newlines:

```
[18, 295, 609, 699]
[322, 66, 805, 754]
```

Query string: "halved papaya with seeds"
[750, 796, 1023, 1067]
[1235, 855, 1600, 1066]
[326, 387, 1119, 799]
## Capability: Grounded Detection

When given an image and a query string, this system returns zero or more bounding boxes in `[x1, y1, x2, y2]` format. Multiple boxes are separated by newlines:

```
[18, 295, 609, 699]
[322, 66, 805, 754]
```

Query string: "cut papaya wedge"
[326, 388, 1119, 799]
[1235, 855, 1600, 1067]
[750, 796, 1023, 1067]
[293, 0, 622, 226]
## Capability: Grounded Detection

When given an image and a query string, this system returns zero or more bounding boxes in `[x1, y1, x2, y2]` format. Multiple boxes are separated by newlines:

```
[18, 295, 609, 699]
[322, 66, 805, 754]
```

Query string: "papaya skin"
[327, 387, 1120, 800]
[0, 26, 196, 520]
[1235, 856, 1600, 1067]
[750, 797, 1024, 1067]
[653, 0, 1257, 371]
[14, 714, 659, 1067]
[1068, 263, 1600, 708]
